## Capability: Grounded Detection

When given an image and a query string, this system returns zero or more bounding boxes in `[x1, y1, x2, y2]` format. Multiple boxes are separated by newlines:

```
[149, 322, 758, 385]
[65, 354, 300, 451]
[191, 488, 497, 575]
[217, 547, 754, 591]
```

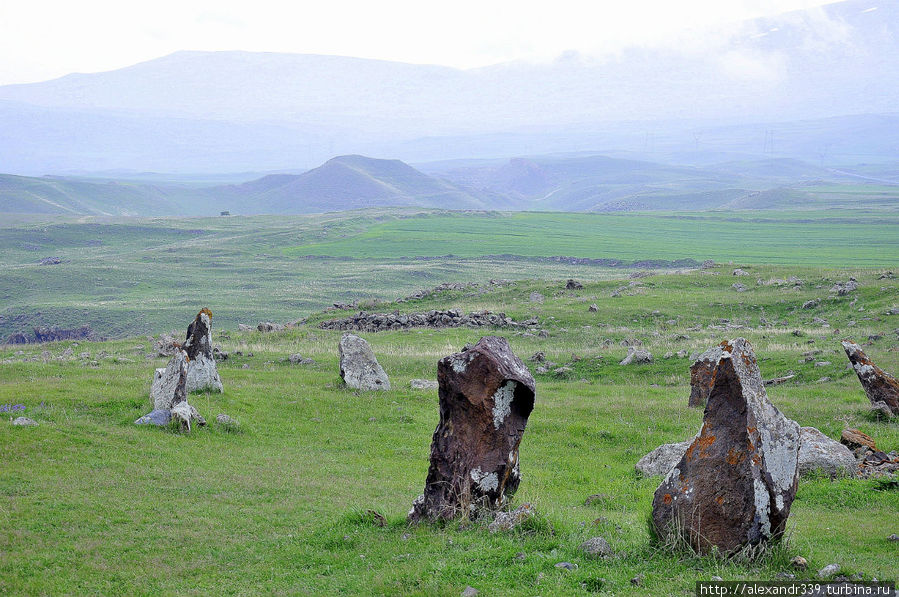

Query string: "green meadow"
[2, 263, 898, 595]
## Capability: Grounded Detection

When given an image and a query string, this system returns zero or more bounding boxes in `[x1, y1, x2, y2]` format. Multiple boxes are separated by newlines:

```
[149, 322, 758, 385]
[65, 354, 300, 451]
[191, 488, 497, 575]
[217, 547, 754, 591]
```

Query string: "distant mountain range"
[0, 0, 897, 174]
[2, 153, 895, 216]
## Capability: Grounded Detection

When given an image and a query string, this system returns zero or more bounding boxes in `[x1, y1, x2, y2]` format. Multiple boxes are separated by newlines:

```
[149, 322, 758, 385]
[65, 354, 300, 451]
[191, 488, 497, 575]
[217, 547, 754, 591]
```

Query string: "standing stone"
[840, 340, 899, 415]
[409, 336, 536, 522]
[137, 349, 206, 428]
[338, 333, 390, 391]
[651, 338, 800, 555]
[183, 308, 223, 393]
[689, 343, 728, 408]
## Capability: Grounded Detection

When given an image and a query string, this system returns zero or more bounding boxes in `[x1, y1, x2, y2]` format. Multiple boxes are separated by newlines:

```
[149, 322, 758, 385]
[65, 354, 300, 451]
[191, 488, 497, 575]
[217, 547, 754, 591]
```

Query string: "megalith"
[689, 343, 727, 407]
[338, 333, 390, 391]
[841, 340, 899, 416]
[409, 336, 536, 522]
[183, 308, 223, 393]
[652, 338, 800, 554]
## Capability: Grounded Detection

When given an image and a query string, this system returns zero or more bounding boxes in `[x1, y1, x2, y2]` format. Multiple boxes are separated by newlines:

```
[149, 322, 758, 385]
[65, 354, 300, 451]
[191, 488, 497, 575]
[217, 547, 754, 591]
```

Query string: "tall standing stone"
[183, 308, 223, 393]
[409, 336, 536, 522]
[652, 338, 800, 555]
[338, 333, 390, 391]
[841, 340, 899, 416]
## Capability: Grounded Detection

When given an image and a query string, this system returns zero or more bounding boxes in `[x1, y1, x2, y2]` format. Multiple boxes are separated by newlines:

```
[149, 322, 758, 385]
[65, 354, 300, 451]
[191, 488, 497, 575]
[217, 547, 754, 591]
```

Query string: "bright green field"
[2, 266, 898, 595]
[285, 210, 899, 266]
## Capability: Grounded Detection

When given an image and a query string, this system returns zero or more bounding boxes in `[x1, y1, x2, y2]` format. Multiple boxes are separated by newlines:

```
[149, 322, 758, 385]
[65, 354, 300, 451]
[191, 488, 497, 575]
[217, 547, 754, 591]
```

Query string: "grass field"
[2, 265, 898, 595]
[2, 208, 899, 341]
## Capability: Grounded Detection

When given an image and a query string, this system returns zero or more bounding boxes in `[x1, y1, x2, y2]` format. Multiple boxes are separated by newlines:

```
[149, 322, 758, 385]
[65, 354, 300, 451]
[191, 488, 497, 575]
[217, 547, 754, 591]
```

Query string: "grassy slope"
[2, 265, 898, 595]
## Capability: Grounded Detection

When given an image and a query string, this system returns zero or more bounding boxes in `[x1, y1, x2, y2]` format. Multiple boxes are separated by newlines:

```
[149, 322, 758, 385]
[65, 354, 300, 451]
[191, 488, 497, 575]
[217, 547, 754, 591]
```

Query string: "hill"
[214, 155, 499, 213]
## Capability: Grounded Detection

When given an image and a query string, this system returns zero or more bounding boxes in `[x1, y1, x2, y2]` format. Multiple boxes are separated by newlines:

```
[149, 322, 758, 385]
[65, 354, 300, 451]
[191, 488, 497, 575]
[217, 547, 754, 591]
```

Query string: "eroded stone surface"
[338, 333, 390, 391]
[841, 340, 899, 415]
[409, 336, 536, 522]
[689, 343, 728, 408]
[620, 348, 652, 365]
[651, 337, 800, 555]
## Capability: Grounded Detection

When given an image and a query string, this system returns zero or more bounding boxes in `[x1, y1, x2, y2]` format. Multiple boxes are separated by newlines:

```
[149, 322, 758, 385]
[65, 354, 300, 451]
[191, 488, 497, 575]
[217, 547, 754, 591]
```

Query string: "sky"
[0, 0, 843, 86]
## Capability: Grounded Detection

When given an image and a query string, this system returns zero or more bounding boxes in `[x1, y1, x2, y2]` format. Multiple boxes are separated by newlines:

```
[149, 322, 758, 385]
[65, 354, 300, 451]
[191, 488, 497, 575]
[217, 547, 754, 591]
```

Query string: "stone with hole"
[409, 336, 536, 522]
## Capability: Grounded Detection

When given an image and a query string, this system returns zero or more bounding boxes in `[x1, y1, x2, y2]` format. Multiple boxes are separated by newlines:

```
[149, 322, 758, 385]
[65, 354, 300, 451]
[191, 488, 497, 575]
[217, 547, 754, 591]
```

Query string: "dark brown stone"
[652, 337, 800, 555]
[184, 308, 214, 361]
[688, 343, 728, 408]
[409, 336, 536, 522]
[841, 340, 899, 416]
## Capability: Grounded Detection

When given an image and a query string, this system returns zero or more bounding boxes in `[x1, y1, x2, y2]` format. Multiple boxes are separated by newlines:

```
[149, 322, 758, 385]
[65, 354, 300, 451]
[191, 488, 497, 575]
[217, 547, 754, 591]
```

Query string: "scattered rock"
[11, 417, 37, 426]
[831, 280, 858, 295]
[802, 299, 821, 309]
[529, 351, 545, 363]
[579, 536, 613, 558]
[887, 534, 899, 542]
[840, 428, 876, 452]
[870, 401, 895, 419]
[487, 503, 535, 533]
[321, 309, 530, 332]
[732, 283, 747, 292]
[841, 340, 899, 415]
[630, 574, 644, 586]
[798, 427, 856, 478]
[215, 413, 238, 427]
[287, 354, 315, 365]
[257, 322, 286, 332]
[410, 379, 438, 390]
[701, 260, 715, 269]
[733, 268, 749, 276]
[635, 441, 691, 477]
[651, 338, 800, 555]
[529, 292, 545, 304]
[818, 564, 841, 579]
[791, 556, 808, 570]
[584, 493, 611, 506]
[409, 336, 535, 522]
[619, 348, 652, 365]
[461, 587, 479, 597]
[565, 279, 583, 290]
[764, 374, 796, 386]
[555, 562, 577, 571]
[588, 303, 598, 312]
[135, 409, 172, 426]
[39, 256, 62, 265]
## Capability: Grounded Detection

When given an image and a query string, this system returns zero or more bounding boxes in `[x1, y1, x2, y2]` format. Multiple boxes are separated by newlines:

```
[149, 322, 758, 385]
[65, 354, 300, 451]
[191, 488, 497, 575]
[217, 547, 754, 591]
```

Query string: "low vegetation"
[2, 264, 897, 595]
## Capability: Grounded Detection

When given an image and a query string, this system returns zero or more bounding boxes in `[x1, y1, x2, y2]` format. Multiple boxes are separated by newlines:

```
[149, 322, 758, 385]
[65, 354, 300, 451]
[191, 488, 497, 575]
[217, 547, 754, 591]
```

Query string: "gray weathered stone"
[579, 536, 613, 558]
[135, 409, 172, 426]
[151, 352, 188, 411]
[12, 417, 37, 426]
[651, 338, 800, 555]
[487, 503, 535, 533]
[798, 427, 856, 478]
[620, 347, 652, 365]
[410, 379, 438, 390]
[636, 441, 691, 476]
[183, 309, 223, 393]
[339, 333, 390, 391]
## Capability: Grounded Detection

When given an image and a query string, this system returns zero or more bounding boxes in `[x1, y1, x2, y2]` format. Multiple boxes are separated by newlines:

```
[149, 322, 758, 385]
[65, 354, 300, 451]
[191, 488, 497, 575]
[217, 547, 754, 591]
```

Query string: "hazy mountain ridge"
[0, 0, 896, 173]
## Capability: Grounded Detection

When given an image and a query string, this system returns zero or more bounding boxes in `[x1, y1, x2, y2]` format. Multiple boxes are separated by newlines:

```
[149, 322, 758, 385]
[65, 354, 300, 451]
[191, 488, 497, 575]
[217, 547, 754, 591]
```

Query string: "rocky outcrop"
[798, 427, 856, 478]
[338, 334, 390, 391]
[183, 309, 223, 394]
[4, 332, 28, 344]
[409, 336, 536, 522]
[566, 279, 584, 290]
[321, 309, 534, 332]
[841, 340, 899, 416]
[635, 441, 691, 477]
[651, 338, 800, 555]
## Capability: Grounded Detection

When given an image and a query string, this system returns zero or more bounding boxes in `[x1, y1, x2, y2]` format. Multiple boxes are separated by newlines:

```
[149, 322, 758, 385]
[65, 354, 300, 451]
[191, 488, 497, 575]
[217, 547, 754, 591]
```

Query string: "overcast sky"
[0, 0, 842, 86]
